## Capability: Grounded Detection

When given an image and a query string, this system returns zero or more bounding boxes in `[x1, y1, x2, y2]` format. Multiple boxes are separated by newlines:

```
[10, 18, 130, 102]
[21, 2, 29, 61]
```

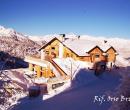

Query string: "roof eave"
[38, 37, 60, 51]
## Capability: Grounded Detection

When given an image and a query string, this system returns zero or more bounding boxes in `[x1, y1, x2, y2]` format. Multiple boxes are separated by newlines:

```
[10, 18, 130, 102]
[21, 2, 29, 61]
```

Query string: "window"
[45, 51, 49, 55]
[95, 54, 100, 58]
[51, 47, 55, 50]
[66, 53, 70, 57]
[51, 52, 56, 58]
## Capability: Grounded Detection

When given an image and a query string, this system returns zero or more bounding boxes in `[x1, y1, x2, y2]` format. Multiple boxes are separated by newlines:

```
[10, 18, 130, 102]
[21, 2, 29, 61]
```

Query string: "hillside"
[0, 26, 41, 59]
[0, 26, 130, 110]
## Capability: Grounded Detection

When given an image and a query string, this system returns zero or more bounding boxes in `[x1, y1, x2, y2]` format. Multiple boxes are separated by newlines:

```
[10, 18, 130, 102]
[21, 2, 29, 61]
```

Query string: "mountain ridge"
[0, 25, 41, 58]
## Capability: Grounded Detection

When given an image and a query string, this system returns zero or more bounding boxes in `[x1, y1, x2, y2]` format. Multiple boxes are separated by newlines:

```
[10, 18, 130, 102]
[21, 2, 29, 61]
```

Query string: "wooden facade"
[88, 46, 107, 63]
[41, 38, 79, 60]
[40, 38, 116, 63]
[29, 63, 55, 78]
[106, 47, 116, 62]
[27, 37, 117, 78]
[44, 39, 60, 58]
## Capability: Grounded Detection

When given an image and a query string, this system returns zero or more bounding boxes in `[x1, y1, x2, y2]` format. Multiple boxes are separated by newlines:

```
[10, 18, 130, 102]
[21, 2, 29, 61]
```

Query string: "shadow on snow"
[10, 66, 130, 110]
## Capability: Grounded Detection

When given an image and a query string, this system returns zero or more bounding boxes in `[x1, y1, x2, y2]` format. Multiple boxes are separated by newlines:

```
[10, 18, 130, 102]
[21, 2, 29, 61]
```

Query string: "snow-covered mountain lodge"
[25, 35, 117, 79]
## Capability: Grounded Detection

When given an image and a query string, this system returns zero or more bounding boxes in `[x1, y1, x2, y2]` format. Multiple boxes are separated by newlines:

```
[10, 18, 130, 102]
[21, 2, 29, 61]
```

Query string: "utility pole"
[70, 59, 73, 81]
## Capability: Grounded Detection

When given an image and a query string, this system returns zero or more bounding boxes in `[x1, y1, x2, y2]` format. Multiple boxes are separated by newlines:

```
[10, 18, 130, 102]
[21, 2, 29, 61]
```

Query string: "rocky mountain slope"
[0, 26, 41, 59]
[0, 26, 42, 110]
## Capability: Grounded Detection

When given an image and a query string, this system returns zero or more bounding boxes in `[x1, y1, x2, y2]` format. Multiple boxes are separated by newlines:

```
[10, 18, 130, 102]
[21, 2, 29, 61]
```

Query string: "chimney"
[59, 34, 66, 42]
[78, 35, 80, 39]
[104, 40, 107, 43]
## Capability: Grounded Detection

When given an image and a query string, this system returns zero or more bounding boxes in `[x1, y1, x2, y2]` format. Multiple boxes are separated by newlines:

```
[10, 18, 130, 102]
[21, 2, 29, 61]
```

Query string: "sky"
[0, 0, 130, 38]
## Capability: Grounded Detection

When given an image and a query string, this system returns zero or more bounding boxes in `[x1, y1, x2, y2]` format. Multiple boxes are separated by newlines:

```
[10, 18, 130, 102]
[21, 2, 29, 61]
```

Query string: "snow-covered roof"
[40, 36, 114, 56]
[62, 39, 111, 56]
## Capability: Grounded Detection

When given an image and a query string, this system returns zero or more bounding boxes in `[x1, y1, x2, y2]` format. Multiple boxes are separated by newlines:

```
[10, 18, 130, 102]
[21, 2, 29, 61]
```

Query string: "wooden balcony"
[24, 56, 49, 67]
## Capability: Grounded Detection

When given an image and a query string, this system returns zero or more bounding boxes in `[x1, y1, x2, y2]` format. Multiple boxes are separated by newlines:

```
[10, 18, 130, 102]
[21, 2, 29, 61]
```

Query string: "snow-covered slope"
[28, 33, 77, 42]
[10, 56, 130, 110]
[116, 55, 130, 67]
[0, 26, 40, 58]
[0, 25, 29, 41]
[11, 64, 122, 110]
[0, 69, 33, 110]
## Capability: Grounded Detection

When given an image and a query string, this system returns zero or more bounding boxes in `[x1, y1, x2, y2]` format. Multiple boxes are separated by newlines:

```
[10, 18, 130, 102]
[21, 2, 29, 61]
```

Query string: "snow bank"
[34, 77, 48, 84]
[52, 58, 98, 90]
[116, 55, 130, 67]
[53, 58, 89, 76]
[43, 81, 71, 100]
[0, 69, 34, 110]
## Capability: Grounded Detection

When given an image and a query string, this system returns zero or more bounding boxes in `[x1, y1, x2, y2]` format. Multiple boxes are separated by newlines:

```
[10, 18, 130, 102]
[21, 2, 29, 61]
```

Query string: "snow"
[62, 38, 111, 56]
[31, 34, 111, 56]
[0, 25, 14, 36]
[29, 33, 77, 42]
[1, 51, 129, 110]
[43, 81, 71, 100]
[11, 69, 121, 110]
[0, 26, 130, 110]
[79, 35, 130, 58]
[10, 56, 130, 110]
[32, 33, 130, 58]
[53, 58, 84, 76]
[0, 69, 34, 110]
[0, 25, 29, 41]
[3, 69, 33, 90]
[34, 77, 48, 84]
[29, 34, 60, 42]
[115, 55, 130, 67]
[53, 58, 92, 77]
[0, 26, 129, 58]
